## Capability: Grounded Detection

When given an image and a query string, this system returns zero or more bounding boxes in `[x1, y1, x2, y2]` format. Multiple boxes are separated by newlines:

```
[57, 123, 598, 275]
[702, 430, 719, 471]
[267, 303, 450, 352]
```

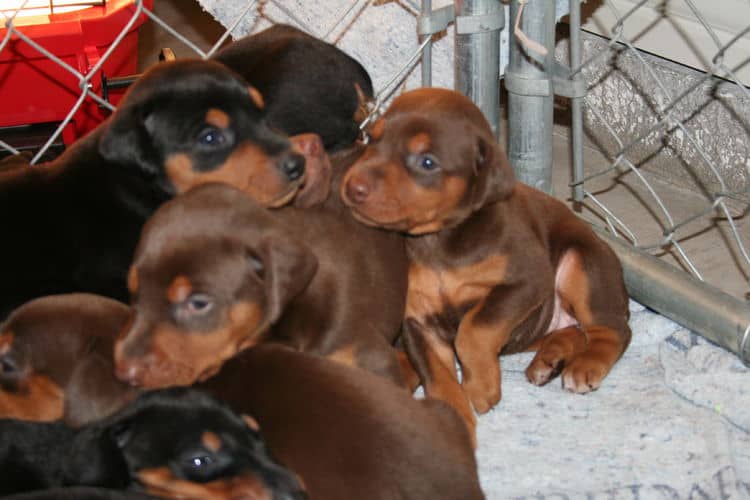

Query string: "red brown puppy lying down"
[0, 294, 137, 426]
[341, 87, 632, 440]
[115, 182, 409, 389]
[198, 344, 485, 500]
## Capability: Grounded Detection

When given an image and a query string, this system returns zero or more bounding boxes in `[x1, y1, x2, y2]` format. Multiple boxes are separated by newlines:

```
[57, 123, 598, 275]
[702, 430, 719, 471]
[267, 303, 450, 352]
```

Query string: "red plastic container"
[0, 0, 153, 145]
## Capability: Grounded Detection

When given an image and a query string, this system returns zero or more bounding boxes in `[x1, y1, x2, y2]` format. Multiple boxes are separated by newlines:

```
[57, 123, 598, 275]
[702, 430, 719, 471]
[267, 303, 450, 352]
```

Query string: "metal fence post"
[421, 0, 433, 87]
[505, 0, 556, 193]
[454, 0, 504, 140]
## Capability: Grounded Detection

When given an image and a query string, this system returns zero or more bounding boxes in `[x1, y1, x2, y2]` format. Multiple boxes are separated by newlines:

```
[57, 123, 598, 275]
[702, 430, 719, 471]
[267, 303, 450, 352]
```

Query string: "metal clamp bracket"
[417, 5, 455, 36]
[551, 62, 587, 99]
[504, 71, 552, 97]
[504, 62, 587, 98]
[456, 10, 504, 35]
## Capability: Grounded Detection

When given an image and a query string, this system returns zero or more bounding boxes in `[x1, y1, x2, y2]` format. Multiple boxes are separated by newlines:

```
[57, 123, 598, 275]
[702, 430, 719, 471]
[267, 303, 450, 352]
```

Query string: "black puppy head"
[341, 87, 515, 234]
[98, 59, 306, 207]
[65, 388, 306, 499]
[114, 185, 318, 389]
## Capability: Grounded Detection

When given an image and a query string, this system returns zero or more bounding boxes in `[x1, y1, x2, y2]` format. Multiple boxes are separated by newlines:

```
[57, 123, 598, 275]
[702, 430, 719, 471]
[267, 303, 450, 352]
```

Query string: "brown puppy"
[341, 88, 631, 440]
[0, 294, 136, 426]
[114, 179, 409, 389]
[199, 344, 484, 500]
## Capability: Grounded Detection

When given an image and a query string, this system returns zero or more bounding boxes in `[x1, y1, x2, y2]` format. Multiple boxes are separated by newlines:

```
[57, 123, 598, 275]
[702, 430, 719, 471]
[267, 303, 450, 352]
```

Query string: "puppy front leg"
[402, 318, 477, 447]
[455, 282, 545, 414]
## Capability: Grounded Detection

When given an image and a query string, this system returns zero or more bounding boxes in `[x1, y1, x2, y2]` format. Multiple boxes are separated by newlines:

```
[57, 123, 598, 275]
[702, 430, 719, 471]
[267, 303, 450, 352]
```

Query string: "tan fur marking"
[344, 163, 469, 234]
[205, 108, 230, 129]
[368, 118, 385, 140]
[142, 301, 264, 387]
[353, 83, 372, 123]
[407, 133, 431, 154]
[248, 86, 265, 109]
[326, 344, 358, 368]
[166, 276, 192, 304]
[138, 467, 273, 500]
[0, 374, 64, 421]
[555, 250, 593, 326]
[201, 431, 222, 453]
[406, 255, 509, 321]
[0, 331, 13, 356]
[127, 266, 139, 295]
[242, 414, 260, 431]
[165, 144, 302, 206]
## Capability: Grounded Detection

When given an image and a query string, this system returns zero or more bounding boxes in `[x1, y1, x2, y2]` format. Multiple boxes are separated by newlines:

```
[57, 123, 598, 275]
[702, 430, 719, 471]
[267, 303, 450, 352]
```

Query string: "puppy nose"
[345, 178, 370, 204]
[280, 153, 305, 181]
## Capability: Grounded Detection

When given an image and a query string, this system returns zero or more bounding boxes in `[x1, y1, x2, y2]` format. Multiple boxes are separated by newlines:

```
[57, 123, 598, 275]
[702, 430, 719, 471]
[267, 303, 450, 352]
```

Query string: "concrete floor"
[140, 0, 750, 302]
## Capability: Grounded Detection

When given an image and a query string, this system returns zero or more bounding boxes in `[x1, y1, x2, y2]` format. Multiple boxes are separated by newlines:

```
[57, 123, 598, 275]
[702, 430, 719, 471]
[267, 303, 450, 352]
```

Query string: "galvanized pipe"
[595, 228, 750, 364]
[421, 0, 433, 87]
[569, 0, 585, 203]
[454, 0, 503, 140]
[506, 0, 556, 193]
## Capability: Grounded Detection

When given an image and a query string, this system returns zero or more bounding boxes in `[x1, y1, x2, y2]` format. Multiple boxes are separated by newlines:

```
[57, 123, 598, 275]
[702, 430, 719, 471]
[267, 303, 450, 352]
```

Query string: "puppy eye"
[408, 153, 440, 172]
[0, 357, 16, 375]
[196, 127, 227, 147]
[247, 251, 265, 279]
[184, 294, 214, 315]
[188, 455, 215, 469]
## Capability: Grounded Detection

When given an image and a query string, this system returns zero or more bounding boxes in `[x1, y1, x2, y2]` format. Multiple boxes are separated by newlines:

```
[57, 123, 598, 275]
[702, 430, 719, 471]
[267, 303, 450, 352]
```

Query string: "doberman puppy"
[212, 24, 373, 151]
[0, 387, 305, 499]
[0, 294, 136, 427]
[114, 179, 409, 389]
[340, 87, 632, 440]
[0, 59, 308, 321]
[199, 344, 484, 500]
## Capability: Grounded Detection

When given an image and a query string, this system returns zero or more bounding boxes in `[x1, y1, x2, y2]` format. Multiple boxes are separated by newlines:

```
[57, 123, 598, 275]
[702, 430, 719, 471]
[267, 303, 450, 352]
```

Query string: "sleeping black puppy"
[0, 59, 306, 320]
[0, 388, 305, 499]
[212, 24, 373, 151]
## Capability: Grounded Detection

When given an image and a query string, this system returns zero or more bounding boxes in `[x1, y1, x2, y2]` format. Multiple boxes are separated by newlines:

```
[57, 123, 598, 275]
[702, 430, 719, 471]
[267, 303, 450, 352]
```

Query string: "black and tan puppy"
[0, 294, 136, 426]
[212, 24, 373, 151]
[114, 181, 409, 389]
[0, 387, 305, 499]
[341, 88, 631, 440]
[0, 59, 307, 320]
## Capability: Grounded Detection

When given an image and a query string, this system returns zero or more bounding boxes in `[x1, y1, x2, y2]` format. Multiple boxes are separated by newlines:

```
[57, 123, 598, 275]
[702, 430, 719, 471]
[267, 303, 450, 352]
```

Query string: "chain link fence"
[569, 0, 750, 292]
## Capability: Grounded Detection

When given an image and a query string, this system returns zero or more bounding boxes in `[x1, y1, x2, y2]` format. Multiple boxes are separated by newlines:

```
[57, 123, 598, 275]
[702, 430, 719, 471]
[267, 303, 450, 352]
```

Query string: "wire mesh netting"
[565, 0, 750, 300]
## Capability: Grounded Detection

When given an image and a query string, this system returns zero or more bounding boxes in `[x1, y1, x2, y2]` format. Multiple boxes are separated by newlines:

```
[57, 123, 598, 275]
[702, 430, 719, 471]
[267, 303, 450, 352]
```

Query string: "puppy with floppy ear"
[115, 182, 410, 390]
[115, 184, 318, 389]
[342, 87, 631, 443]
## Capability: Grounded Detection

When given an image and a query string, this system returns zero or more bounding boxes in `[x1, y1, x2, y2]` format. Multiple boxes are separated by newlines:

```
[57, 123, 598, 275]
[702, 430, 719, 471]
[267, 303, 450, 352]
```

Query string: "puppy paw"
[525, 353, 564, 386]
[463, 375, 501, 414]
[561, 358, 607, 394]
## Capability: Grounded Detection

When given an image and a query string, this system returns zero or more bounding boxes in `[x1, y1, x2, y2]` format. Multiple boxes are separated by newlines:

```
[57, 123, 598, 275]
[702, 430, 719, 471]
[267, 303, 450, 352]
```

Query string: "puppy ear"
[98, 102, 160, 178]
[257, 233, 318, 324]
[470, 136, 515, 209]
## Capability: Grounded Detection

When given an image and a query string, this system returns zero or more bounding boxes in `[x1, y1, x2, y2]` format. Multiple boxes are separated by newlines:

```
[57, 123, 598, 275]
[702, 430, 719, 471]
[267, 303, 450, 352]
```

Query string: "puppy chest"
[405, 255, 509, 321]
